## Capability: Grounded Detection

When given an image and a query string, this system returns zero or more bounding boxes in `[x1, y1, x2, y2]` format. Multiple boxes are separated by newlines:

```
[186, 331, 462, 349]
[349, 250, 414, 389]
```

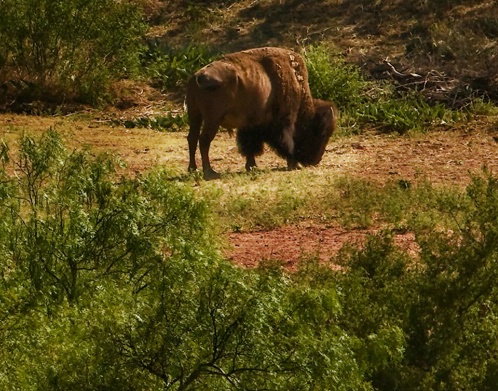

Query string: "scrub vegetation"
[1, 1, 498, 390]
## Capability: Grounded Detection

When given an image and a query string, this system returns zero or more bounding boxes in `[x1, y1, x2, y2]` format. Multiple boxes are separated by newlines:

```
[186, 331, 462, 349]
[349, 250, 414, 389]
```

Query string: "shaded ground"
[157, 0, 498, 105]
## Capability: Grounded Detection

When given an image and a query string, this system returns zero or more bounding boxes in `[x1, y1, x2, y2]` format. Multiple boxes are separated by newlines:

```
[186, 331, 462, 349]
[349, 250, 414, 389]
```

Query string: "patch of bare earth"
[226, 223, 418, 271]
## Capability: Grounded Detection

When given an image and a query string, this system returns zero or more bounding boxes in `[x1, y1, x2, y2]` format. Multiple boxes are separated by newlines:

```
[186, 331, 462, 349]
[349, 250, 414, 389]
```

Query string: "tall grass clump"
[0, 0, 146, 104]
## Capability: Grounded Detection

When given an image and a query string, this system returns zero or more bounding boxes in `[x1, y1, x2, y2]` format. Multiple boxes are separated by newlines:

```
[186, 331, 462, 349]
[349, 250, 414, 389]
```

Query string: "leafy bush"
[333, 171, 498, 390]
[304, 44, 470, 133]
[0, 0, 146, 104]
[405, 171, 498, 390]
[143, 43, 219, 90]
[304, 44, 374, 110]
[0, 130, 369, 390]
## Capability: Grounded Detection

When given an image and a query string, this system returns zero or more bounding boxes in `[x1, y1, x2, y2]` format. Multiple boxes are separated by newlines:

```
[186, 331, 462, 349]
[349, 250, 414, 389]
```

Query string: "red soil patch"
[226, 224, 418, 270]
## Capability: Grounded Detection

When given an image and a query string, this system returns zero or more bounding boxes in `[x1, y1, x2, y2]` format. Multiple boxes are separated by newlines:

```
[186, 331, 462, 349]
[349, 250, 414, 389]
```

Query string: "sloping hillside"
[153, 0, 498, 101]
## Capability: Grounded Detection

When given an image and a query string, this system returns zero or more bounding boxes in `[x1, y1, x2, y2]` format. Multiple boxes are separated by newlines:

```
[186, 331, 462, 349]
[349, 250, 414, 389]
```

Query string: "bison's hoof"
[203, 170, 221, 180]
[287, 159, 299, 171]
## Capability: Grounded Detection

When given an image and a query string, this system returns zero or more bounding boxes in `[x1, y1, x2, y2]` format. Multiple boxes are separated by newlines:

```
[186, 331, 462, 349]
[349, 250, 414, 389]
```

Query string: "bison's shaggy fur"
[236, 99, 337, 170]
[186, 47, 337, 180]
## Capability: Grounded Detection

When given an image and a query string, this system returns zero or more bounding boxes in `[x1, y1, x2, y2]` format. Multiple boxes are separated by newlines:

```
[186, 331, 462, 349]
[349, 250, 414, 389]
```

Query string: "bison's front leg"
[286, 157, 299, 170]
[245, 155, 257, 171]
[280, 126, 298, 171]
[237, 126, 265, 172]
[199, 122, 221, 180]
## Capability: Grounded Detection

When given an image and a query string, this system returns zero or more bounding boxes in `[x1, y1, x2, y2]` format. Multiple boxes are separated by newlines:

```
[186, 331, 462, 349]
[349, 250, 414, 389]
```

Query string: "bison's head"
[295, 99, 337, 166]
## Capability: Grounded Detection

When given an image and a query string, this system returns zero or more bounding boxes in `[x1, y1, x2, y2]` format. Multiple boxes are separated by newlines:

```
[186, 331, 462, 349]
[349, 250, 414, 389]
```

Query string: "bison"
[186, 47, 337, 180]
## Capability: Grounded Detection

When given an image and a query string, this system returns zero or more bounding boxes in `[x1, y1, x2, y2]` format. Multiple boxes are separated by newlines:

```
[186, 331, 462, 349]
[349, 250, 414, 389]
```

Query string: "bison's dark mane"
[237, 118, 295, 162]
[237, 100, 336, 167]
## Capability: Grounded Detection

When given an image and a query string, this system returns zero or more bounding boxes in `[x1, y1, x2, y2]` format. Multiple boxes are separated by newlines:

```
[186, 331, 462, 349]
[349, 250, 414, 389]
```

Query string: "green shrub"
[0, 0, 146, 104]
[335, 232, 410, 389]
[408, 171, 498, 390]
[304, 44, 470, 133]
[0, 130, 370, 390]
[304, 44, 375, 110]
[333, 171, 498, 390]
[143, 43, 219, 90]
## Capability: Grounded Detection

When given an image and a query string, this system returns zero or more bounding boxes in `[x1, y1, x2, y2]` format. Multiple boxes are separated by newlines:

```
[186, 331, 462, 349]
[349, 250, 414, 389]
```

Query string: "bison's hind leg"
[237, 126, 265, 171]
[187, 118, 202, 172]
[199, 121, 222, 180]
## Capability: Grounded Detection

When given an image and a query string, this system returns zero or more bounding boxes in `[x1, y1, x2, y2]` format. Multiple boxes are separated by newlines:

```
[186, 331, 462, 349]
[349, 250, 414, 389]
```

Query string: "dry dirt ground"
[2, 114, 498, 268]
[225, 118, 498, 269]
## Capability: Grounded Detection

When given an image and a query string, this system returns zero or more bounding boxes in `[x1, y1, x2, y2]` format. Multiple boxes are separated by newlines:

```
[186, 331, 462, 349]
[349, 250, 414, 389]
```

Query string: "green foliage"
[116, 260, 368, 390]
[331, 171, 498, 390]
[304, 44, 472, 133]
[406, 170, 498, 390]
[305, 45, 373, 110]
[143, 44, 219, 90]
[0, 0, 146, 104]
[0, 130, 369, 390]
[7, 131, 208, 304]
[359, 97, 465, 133]
[335, 232, 412, 388]
[6, 130, 498, 390]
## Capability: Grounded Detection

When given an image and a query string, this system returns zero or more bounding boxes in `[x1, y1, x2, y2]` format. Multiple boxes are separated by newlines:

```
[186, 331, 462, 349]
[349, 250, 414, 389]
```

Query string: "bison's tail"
[196, 72, 223, 90]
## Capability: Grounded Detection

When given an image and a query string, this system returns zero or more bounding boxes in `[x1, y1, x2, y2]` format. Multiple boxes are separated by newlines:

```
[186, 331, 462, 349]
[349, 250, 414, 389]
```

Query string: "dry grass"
[2, 112, 498, 184]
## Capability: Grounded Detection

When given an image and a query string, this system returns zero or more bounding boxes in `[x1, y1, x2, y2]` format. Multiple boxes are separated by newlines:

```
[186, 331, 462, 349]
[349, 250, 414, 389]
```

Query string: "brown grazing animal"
[186, 47, 337, 180]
